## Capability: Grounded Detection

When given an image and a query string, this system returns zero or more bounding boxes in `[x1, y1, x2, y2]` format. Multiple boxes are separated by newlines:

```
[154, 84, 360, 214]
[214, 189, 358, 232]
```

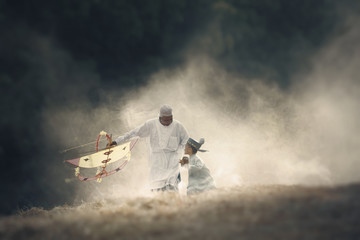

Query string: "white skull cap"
[159, 104, 173, 117]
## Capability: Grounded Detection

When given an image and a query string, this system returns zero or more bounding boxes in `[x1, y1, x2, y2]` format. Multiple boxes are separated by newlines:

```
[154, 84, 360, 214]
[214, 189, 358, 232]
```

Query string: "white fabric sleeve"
[179, 123, 189, 148]
[114, 121, 150, 144]
[189, 156, 204, 170]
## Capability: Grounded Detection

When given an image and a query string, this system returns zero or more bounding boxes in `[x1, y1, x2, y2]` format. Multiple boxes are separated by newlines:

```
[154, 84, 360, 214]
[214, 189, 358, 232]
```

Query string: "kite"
[64, 131, 138, 182]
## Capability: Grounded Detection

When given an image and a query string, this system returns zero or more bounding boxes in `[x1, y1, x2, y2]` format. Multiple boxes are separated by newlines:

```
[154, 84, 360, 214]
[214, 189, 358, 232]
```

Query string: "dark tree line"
[0, 0, 355, 215]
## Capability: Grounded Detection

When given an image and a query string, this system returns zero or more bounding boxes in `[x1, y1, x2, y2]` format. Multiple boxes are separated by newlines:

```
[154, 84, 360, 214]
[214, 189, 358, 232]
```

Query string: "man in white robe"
[112, 105, 189, 191]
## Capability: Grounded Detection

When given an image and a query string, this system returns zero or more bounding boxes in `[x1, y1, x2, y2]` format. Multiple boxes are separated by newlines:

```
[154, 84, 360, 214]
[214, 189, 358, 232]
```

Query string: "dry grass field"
[1, 184, 359, 240]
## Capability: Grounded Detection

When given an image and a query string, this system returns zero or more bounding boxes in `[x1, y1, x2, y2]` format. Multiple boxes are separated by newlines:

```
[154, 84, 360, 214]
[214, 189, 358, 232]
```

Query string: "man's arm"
[179, 123, 189, 148]
[113, 121, 151, 145]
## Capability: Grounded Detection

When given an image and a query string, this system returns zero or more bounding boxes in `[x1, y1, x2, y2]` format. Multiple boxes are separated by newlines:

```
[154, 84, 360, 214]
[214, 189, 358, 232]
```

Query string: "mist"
[1, 1, 359, 215]
[39, 14, 360, 206]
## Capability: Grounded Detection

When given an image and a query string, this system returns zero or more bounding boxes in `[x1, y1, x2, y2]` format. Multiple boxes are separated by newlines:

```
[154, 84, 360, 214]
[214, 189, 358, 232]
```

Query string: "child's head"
[185, 143, 197, 155]
[185, 138, 206, 155]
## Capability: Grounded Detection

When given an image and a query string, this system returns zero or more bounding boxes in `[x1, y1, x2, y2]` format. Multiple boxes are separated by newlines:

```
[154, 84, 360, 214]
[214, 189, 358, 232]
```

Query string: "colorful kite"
[64, 131, 138, 182]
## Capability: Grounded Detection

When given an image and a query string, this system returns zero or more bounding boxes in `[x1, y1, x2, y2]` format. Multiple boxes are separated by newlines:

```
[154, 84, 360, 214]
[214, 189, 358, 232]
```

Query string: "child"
[180, 138, 216, 195]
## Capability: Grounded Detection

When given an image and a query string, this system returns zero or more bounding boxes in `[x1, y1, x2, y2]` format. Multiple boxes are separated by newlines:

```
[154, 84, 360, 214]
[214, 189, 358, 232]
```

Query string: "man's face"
[159, 115, 173, 126]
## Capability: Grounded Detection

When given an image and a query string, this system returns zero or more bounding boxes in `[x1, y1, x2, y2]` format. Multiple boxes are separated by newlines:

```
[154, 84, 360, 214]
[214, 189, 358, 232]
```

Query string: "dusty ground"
[0, 184, 359, 240]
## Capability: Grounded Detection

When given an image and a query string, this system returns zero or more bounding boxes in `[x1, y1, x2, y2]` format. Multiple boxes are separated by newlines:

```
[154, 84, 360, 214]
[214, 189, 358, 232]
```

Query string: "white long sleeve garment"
[187, 154, 216, 195]
[115, 118, 189, 189]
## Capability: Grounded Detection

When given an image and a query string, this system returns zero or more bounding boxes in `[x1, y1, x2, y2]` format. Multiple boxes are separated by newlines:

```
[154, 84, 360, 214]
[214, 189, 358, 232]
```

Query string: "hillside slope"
[1, 184, 359, 240]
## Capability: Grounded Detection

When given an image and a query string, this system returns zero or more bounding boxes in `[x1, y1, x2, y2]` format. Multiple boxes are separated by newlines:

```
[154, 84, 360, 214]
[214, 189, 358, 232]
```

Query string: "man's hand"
[106, 141, 117, 148]
[179, 156, 189, 166]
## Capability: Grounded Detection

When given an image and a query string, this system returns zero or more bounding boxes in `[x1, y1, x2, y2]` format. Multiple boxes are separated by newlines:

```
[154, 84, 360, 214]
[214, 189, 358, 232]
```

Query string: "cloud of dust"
[289, 15, 360, 185]
[42, 13, 360, 205]
[106, 59, 331, 191]
[103, 16, 360, 193]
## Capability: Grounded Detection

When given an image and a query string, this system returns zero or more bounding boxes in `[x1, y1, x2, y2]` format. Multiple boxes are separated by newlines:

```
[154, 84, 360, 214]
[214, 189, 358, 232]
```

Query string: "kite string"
[59, 138, 112, 153]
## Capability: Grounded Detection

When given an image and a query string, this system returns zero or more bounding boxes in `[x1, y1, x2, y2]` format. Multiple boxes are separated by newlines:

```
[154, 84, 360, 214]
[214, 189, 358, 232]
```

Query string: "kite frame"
[65, 131, 138, 182]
